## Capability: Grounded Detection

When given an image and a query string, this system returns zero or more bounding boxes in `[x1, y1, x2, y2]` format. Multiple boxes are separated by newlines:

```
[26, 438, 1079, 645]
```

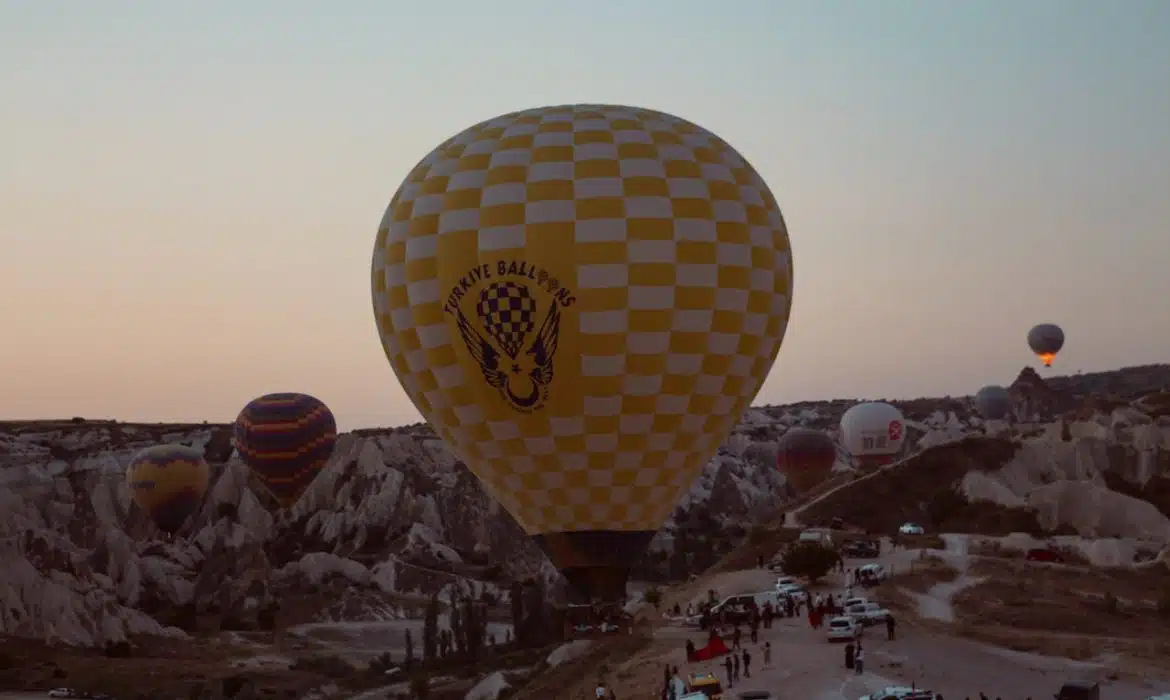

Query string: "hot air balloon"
[371, 104, 793, 602]
[125, 444, 210, 534]
[776, 428, 838, 493]
[840, 402, 905, 469]
[234, 393, 337, 507]
[974, 385, 1012, 421]
[1027, 323, 1064, 367]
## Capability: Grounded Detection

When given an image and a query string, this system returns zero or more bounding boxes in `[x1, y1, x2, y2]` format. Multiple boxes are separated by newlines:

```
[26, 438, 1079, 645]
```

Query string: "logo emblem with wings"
[455, 279, 562, 413]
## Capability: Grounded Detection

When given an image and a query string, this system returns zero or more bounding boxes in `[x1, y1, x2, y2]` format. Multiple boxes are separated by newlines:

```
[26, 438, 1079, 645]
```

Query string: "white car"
[842, 596, 869, 609]
[859, 687, 937, 700]
[855, 563, 887, 581]
[776, 583, 809, 602]
[898, 522, 925, 535]
[846, 601, 891, 626]
[826, 615, 862, 642]
[774, 576, 798, 588]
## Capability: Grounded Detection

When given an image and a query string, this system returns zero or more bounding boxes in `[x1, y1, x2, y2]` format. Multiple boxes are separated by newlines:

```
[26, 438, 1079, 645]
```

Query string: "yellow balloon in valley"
[371, 104, 793, 601]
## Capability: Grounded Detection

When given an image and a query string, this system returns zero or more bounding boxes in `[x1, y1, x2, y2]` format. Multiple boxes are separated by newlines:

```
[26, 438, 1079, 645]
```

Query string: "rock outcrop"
[2, 364, 1169, 648]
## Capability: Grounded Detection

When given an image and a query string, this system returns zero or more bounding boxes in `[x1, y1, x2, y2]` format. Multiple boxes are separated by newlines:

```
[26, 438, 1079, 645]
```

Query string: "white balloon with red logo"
[840, 401, 906, 468]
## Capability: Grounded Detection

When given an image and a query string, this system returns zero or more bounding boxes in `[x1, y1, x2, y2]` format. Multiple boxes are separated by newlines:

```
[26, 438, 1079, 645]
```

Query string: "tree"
[423, 593, 440, 662]
[643, 586, 663, 610]
[404, 628, 414, 667]
[779, 542, 839, 584]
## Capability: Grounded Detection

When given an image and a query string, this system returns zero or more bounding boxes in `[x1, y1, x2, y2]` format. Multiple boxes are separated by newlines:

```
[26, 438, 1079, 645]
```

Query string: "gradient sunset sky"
[3, 1, 1168, 430]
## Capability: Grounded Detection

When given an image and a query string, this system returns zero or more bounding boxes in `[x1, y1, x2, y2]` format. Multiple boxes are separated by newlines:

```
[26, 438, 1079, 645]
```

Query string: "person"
[669, 668, 686, 700]
[732, 651, 740, 683]
[742, 649, 752, 678]
[854, 646, 865, 675]
[724, 655, 734, 688]
[732, 625, 742, 649]
[750, 620, 759, 644]
[596, 681, 608, 698]
[886, 614, 896, 640]
[763, 642, 772, 668]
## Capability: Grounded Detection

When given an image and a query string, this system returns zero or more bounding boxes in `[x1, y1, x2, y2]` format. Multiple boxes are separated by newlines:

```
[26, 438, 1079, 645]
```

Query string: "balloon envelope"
[125, 444, 210, 534]
[776, 428, 837, 493]
[371, 104, 793, 601]
[975, 385, 1013, 421]
[840, 402, 906, 467]
[1027, 323, 1064, 367]
[234, 393, 337, 507]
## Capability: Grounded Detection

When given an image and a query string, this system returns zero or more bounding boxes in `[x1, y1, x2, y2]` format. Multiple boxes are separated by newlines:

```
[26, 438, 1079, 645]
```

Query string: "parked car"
[842, 540, 880, 558]
[799, 528, 834, 546]
[827, 615, 863, 642]
[774, 576, 798, 588]
[898, 522, 925, 536]
[845, 601, 891, 626]
[854, 563, 887, 583]
[737, 693, 774, 700]
[1026, 547, 1065, 562]
[776, 583, 809, 602]
[1055, 680, 1099, 700]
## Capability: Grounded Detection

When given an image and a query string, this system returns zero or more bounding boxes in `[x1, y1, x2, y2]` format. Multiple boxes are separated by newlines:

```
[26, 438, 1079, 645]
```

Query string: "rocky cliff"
[3, 364, 1169, 652]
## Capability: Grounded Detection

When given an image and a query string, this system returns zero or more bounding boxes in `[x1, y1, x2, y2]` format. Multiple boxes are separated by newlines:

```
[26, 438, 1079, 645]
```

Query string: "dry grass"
[968, 539, 1091, 565]
[509, 633, 657, 700]
[950, 558, 1170, 665]
[798, 436, 1049, 536]
[889, 553, 960, 594]
[893, 533, 947, 550]
[705, 526, 803, 575]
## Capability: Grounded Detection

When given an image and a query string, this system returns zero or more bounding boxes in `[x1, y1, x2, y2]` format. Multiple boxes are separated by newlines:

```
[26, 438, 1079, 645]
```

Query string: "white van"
[710, 590, 783, 615]
[798, 528, 833, 547]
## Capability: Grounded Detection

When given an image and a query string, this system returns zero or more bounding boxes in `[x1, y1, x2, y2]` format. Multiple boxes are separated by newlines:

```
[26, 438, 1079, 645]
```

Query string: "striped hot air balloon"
[234, 393, 337, 507]
[125, 444, 210, 534]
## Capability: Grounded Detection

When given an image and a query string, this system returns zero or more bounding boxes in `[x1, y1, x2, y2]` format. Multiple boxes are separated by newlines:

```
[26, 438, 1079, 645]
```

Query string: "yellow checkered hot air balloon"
[125, 444, 210, 535]
[371, 104, 793, 602]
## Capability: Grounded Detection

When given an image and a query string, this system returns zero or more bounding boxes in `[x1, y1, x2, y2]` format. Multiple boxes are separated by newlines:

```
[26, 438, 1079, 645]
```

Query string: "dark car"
[842, 541, 880, 558]
[1055, 680, 1099, 700]
[1026, 547, 1065, 563]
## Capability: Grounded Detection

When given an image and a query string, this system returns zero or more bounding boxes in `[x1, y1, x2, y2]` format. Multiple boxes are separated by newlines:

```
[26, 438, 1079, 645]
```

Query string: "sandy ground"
[647, 544, 1170, 700]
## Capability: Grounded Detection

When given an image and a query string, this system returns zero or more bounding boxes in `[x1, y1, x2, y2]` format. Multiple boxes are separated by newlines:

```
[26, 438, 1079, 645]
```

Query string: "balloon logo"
[840, 401, 906, 469]
[888, 420, 903, 442]
[372, 104, 793, 601]
[125, 444, 210, 534]
[234, 393, 337, 508]
[458, 278, 561, 412]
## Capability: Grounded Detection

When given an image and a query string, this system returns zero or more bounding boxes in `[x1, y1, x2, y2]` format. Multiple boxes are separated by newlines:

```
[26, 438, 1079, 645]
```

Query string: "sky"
[2, 1, 1168, 430]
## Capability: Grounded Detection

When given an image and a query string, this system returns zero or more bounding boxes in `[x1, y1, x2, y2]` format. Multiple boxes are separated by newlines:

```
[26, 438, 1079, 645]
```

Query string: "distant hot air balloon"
[125, 444, 210, 534]
[371, 104, 794, 602]
[234, 393, 337, 508]
[974, 385, 1013, 421]
[776, 428, 838, 493]
[1027, 323, 1064, 367]
[840, 402, 906, 469]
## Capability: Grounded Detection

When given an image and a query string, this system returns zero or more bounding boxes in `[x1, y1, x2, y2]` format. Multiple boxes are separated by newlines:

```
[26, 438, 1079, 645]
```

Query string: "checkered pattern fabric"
[371, 104, 793, 536]
[477, 281, 537, 358]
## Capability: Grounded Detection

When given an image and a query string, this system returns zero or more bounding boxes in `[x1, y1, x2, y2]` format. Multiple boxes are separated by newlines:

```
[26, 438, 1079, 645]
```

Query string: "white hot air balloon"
[840, 401, 906, 469]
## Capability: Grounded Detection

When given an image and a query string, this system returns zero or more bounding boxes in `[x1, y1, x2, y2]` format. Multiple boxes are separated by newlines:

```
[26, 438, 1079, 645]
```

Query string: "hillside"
[2, 363, 1170, 698]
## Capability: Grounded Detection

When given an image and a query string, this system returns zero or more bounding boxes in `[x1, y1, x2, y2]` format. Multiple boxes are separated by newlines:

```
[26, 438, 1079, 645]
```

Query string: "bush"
[779, 542, 839, 583]
[643, 586, 663, 610]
